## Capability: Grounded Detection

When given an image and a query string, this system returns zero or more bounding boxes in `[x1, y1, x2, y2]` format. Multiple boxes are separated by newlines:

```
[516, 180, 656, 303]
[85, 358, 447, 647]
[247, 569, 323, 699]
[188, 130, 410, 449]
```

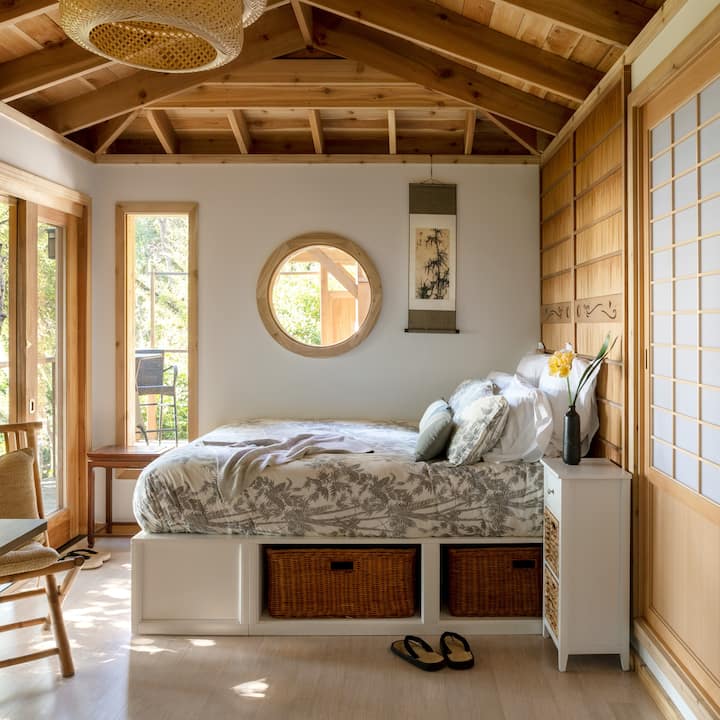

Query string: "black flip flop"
[439, 631, 475, 669]
[390, 635, 446, 672]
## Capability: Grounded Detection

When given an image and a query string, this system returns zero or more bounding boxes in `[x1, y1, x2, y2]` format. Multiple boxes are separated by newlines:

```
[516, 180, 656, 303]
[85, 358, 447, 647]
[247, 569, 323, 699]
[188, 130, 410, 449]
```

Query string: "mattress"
[133, 419, 544, 538]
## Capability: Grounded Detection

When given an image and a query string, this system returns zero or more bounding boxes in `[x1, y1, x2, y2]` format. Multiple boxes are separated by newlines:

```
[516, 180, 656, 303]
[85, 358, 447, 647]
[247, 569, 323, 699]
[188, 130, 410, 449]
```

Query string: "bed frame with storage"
[131, 533, 543, 636]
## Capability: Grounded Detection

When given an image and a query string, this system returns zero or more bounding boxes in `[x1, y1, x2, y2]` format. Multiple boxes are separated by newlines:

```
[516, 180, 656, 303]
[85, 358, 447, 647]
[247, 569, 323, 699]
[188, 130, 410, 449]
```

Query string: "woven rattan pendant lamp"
[59, 0, 266, 73]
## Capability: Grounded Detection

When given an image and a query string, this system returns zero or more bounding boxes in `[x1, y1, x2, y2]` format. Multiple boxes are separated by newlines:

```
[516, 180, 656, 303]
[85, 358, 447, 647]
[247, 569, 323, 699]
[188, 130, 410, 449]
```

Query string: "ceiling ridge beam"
[498, 0, 653, 47]
[304, 0, 602, 102]
[313, 17, 571, 134]
[0, 40, 112, 102]
[0, 0, 55, 28]
[33, 7, 305, 135]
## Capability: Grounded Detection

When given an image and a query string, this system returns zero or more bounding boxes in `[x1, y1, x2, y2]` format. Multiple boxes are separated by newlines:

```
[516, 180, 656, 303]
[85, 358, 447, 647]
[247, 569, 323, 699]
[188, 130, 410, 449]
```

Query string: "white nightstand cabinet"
[541, 458, 631, 672]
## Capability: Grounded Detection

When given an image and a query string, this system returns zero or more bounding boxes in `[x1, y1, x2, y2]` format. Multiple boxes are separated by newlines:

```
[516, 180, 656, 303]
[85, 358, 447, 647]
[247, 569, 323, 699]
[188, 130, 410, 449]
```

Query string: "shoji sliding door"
[640, 39, 720, 710]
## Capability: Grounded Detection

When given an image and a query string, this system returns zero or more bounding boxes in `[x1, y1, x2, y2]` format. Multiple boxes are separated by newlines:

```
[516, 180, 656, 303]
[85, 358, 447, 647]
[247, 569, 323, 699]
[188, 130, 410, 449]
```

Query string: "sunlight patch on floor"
[189, 638, 215, 647]
[232, 678, 269, 699]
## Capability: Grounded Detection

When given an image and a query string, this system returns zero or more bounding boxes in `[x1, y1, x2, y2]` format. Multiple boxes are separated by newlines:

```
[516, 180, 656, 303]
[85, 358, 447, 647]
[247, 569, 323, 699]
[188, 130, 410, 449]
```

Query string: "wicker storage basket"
[447, 545, 542, 617]
[265, 547, 417, 618]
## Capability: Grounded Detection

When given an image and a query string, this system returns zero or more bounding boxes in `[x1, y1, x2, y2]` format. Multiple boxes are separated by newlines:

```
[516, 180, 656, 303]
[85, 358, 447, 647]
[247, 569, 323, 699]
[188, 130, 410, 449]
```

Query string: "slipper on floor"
[63, 542, 111, 563]
[390, 636, 446, 672]
[439, 631, 475, 670]
[59, 550, 103, 570]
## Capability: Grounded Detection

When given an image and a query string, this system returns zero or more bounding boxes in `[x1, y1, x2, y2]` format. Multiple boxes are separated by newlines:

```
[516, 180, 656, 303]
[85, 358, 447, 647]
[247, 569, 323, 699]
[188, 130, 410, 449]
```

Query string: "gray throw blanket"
[206, 433, 374, 501]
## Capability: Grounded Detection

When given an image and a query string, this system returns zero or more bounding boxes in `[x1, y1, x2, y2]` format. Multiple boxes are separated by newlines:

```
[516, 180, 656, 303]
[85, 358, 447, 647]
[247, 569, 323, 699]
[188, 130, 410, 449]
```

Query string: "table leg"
[105, 467, 113, 536]
[87, 463, 95, 548]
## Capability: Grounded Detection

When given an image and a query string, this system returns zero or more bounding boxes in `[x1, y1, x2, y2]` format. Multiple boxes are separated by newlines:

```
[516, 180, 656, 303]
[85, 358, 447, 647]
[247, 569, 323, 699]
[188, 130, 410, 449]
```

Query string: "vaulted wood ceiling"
[0, 0, 663, 162]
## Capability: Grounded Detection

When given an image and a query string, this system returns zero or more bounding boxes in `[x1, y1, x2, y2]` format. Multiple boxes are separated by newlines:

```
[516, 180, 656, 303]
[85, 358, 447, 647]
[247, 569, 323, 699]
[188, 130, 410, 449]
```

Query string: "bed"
[133, 418, 544, 539]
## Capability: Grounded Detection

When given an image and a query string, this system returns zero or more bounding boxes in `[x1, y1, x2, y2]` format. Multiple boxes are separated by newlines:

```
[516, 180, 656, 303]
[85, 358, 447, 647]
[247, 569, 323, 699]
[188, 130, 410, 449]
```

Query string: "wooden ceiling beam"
[146, 110, 178, 154]
[290, 0, 314, 46]
[387, 110, 397, 155]
[304, 0, 601, 101]
[499, 0, 654, 47]
[34, 7, 305, 134]
[308, 109, 324, 153]
[227, 110, 253, 153]
[313, 17, 571, 134]
[464, 111, 476, 155]
[0, 0, 55, 28]
[0, 40, 111, 102]
[484, 113, 544, 156]
[94, 110, 139, 154]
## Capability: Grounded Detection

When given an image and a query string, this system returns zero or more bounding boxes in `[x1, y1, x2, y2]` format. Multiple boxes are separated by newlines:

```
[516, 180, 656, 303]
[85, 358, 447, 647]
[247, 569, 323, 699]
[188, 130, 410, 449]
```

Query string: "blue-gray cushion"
[419, 399, 450, 432]
[415, 402, 454, 461]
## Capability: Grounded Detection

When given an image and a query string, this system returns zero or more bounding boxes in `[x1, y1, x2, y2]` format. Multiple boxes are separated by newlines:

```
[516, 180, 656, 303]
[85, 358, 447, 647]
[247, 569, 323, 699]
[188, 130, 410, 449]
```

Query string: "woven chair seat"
[0, 542, 59, 576]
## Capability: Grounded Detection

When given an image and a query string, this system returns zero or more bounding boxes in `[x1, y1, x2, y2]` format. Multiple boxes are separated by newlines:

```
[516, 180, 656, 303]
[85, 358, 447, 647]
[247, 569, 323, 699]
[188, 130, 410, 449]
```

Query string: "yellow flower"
[548, 350, 575, 378]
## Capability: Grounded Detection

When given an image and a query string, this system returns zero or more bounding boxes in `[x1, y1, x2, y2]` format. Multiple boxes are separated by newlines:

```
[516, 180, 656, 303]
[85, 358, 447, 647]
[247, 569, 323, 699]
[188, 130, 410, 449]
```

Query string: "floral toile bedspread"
[133, 419, 544, 538]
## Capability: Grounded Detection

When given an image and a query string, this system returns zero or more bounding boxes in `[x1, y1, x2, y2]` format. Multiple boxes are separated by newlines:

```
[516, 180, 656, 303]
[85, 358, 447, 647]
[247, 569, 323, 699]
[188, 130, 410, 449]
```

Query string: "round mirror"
[257, 233, 382, 357]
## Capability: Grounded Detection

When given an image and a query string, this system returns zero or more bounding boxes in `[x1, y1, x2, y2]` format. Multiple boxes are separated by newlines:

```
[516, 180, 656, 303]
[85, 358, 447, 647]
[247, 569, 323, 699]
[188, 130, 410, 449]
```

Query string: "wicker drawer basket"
[447, 545, 542, 617]
[265, 547, 417, 618]
[543, 508, 559, 577]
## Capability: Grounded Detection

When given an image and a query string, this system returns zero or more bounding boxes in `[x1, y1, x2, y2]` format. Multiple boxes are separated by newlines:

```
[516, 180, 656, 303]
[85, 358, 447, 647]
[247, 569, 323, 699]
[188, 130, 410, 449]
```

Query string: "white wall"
[92, 163, 540, 442]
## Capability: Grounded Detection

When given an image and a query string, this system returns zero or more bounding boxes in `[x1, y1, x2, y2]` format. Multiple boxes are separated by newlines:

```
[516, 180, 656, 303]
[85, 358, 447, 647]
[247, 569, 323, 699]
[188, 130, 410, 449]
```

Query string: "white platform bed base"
[131, 532, 543, 637]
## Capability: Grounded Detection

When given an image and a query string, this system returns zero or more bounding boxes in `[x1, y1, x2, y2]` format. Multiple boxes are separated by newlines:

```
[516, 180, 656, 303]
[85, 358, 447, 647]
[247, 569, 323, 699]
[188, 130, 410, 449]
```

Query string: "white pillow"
[484, 373, 554, 463]
[538, 356, 600, 457]
[447, 379, 494, 417]
[515, 352, 548, 387]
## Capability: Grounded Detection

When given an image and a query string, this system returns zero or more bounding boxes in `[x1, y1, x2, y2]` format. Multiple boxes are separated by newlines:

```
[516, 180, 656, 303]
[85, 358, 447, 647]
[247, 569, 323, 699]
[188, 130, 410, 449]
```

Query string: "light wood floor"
[0, 537, 663, 720]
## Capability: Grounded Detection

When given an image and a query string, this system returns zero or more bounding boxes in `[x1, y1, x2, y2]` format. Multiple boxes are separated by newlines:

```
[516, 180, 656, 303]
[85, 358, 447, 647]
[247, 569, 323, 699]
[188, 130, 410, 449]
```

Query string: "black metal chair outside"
[135, 349, 178, 445]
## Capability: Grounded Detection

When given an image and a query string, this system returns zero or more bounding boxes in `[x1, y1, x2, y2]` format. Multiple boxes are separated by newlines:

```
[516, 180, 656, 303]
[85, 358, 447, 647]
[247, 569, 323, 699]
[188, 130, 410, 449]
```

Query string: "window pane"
[675, 278, 697, 311]
[675, 450, 699, 490]
[675, 241, 698, 277]
[676, 314, 697, 345]
[702, 236, 720, 271]
[675, 207, 698, 244]
[675, 348, 697, 381]
[701, 156, 720, 198]
[700, 77, 720, 123]
[653, 249, 672, 280]
[702, 274, 720, 309]
[702, 461, 720, 504]
[702, 350, 720, 386]
[654, 377, 673, 409]
[652, 152, 672, 187]
[702, 424, 720, 464]
[653, 282, 672, 312]
[675, 170, 697, 208]
[703, 313, 720, 348]
[702, 387, 720, 425]
[653, 407, 673, 442]
[652, 118, 672, 155]
[653, 216, 673, 249]
[674, 135, 697, 175]
[653, 313, 672, 344]
[652, 439, 673, 475]
[700, 119, 720, 161]
[653, 345, 672, 376]
[674, 98, 697, 140]
[676, 381, 698, 417]
[701, 196, 720, 236]
[652, 184, 673, 218]
[676, 414, 698, 452]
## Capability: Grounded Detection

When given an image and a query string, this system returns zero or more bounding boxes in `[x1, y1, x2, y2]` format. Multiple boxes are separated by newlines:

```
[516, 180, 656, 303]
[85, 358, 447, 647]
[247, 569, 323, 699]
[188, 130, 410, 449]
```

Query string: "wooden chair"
[0, 422, 84, 678]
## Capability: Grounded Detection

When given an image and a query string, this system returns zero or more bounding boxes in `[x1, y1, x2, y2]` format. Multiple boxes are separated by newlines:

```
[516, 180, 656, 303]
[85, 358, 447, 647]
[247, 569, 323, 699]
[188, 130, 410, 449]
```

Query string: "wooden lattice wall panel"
[540, 78, 627, 464]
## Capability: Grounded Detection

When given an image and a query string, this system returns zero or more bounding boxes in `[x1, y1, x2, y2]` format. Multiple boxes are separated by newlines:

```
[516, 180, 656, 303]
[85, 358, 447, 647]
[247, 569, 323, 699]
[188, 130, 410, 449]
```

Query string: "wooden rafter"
[94, 110, 139, 154]
[146, 110, 178, 154]
[464, 111, 476, 156]
[227, 110, 253, 153]
[308, 109, 324, 153]
[306, 249, 357, 296]
[0, 41, 111, 102]
[34, 7, 305, 134]
[0, 0, 54, 28]
[484, 113, 544, 156]
[499, 0, 654, 47]
[290, 0, 314, 46]
[313, 16, 572, 134]
[387, 110, 397, 155]
[304, 0, 602, 102]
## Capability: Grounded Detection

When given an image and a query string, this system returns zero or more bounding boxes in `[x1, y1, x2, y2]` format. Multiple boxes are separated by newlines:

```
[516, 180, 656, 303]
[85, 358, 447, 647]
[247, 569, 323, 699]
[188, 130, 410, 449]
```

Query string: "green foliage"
[272, 270, 321, 346]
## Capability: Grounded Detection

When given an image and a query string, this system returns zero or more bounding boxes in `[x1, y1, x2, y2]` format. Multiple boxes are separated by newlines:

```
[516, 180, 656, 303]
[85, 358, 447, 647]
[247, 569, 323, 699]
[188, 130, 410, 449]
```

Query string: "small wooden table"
[87, 445, 168, 547]
[0, 519, 47, 556]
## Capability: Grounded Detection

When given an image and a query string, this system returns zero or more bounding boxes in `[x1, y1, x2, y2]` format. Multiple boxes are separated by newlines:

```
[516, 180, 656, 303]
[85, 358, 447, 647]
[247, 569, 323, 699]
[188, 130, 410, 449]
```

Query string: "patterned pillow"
[447, 395, 510, 466]
[415, 403, 453, 461]
[447, 379, 494, 417]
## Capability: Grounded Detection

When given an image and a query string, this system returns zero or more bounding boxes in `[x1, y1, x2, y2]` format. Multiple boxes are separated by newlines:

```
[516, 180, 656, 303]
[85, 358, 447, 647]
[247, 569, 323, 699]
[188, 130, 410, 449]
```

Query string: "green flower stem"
[567, 376, 573, 407]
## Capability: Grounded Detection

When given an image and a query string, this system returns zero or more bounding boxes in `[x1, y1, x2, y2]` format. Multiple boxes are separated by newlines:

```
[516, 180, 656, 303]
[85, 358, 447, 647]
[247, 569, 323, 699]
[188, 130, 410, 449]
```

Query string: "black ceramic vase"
[563, 405, 581, 465]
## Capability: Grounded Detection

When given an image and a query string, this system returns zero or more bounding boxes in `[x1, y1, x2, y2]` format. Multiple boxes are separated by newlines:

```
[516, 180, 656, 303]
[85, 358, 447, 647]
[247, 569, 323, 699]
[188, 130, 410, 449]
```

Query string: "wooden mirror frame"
[257, 233, 382, 358]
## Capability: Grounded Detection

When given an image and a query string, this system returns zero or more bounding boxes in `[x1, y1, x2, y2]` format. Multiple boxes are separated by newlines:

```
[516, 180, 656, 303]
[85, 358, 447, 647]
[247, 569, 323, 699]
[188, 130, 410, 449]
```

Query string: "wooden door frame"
[115, 202, 198, 445]
[0, 160, 91, 547]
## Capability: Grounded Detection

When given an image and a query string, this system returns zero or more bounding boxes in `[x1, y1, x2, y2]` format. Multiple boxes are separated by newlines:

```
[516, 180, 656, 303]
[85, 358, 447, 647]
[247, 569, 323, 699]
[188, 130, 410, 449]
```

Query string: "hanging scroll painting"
[407, 183, 458, 332]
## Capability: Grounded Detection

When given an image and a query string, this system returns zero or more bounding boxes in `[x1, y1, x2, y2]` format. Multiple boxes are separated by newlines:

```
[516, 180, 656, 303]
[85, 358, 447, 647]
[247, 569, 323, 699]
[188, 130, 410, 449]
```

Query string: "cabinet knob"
[546, 488, 555, 495]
